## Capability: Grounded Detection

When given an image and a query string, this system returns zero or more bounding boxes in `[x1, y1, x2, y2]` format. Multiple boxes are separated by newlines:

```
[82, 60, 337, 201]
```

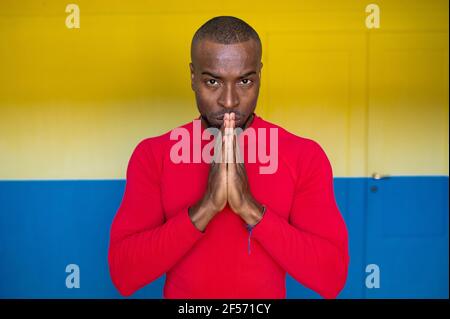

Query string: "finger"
[221, 123, 226, 165]
[212, 125, 223, 164]
[223, 113, 231, 164]
[229, 115, 240, 164]
[228, 146, 236, 182]
[227, 123, 234, 164]
[231, 113, 237, 162]
[225, 113, 232, 135]
[220, 131, 227, 167]
[227, 117, 235, 177]
[230, 114, 238, 164]
[232, 129, 246, 174]
[237, 161, 246, 175]
[226, 132, 233, 164]
[233, 131, 240, 164]
[224, 112, 230, 131]
[228, 148, 236, 179]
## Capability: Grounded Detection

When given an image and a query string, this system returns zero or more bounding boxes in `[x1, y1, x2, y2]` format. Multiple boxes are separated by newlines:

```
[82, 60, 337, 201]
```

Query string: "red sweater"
[108, 114, 349, 299]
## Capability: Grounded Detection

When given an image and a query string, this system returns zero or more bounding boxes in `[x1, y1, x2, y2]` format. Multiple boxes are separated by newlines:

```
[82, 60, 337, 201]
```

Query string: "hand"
[188, 119, 228, 232]
[189, 112, 264, 231]
[225, 113, 264, 226]
[204, 121, 228, 212]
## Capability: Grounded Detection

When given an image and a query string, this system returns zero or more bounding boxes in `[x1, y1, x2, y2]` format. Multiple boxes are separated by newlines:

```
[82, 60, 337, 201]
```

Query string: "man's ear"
[259, 61, 263, 78]
[189, 62, 195, 91]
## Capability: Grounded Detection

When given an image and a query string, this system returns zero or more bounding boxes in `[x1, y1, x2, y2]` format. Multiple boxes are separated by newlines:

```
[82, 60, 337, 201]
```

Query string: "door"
[366, 32, 449, 298]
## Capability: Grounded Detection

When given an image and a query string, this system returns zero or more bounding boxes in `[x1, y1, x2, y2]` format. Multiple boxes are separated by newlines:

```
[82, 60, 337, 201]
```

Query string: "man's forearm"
[188, 198, 218, 232]
[239, 199, 265, 226]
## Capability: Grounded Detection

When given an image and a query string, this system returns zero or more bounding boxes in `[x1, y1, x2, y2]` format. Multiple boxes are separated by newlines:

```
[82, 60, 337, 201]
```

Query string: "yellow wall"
[0, 0, 448, 179]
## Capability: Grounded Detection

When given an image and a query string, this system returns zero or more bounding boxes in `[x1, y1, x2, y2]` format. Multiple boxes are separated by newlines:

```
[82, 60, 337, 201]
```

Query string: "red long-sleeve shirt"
[108, 113, 349, 299]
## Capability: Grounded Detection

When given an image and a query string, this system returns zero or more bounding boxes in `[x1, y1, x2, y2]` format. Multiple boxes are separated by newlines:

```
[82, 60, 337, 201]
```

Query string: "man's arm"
[225, 114, 348, 298]
[108, 139, 207, 297]
[245, 141, 349, 299]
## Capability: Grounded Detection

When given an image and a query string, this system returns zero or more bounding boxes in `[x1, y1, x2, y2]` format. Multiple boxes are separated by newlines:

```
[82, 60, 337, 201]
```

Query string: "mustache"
[201, 111, 251, 130]
[211, 110, 243, 120]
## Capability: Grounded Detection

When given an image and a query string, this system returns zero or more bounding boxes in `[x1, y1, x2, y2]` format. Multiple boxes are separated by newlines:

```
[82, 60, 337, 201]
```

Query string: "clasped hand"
[203, 112, 264, 226]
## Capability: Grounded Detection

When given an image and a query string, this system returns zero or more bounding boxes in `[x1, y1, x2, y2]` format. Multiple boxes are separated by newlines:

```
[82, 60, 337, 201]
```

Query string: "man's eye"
[239, 79, 253, 85]
[206, 79, 219, 86]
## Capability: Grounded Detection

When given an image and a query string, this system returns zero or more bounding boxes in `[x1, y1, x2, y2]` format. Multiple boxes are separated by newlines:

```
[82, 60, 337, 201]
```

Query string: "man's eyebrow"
[239, 71, 257, 78]
[201, 71, 257, 79]
[201, 71, 222, 79]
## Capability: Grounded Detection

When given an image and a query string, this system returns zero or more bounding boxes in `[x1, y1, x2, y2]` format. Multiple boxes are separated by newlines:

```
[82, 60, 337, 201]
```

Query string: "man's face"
[190, 39, 263, 129]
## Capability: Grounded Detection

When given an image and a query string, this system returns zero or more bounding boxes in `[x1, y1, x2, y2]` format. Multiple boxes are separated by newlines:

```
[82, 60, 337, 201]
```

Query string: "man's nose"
[218, 83, 239, 109]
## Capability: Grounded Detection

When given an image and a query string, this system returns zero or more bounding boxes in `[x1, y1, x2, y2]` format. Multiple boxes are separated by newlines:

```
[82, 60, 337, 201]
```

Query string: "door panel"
[366, 32, 449, 298]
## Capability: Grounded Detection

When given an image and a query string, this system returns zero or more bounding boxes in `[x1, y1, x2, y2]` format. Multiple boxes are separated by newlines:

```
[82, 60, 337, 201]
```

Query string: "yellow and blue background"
[0, 0, 448, 298]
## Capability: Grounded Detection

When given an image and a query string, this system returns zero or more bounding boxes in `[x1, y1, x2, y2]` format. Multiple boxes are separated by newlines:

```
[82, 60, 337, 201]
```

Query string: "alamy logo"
[65, 264, 80, 289]
[365, 264, 380, 289]
[169, 119, 279, 174]
[65, 4, 80, 29]
[365, 4, 380, 29]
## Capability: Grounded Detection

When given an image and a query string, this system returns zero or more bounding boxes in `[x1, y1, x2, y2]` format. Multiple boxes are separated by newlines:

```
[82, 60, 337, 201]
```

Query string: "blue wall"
[0, 177, 448, 298]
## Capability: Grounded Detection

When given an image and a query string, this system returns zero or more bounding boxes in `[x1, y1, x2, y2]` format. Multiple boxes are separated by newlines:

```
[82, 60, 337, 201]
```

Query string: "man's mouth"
[215, 114, 241, 121]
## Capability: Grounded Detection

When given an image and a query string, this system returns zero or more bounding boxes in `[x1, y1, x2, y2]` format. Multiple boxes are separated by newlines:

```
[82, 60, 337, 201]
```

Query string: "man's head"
[190, 16, 263, 129]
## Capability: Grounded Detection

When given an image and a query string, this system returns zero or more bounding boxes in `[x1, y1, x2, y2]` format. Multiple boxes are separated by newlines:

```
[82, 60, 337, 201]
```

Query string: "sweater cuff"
[175, 207, 206, 241]
[250, 206, 278, 240]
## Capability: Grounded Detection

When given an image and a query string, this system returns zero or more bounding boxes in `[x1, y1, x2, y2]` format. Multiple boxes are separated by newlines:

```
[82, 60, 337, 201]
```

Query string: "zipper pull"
[244, 205, 266, 256]
[246, 224, 253, 255]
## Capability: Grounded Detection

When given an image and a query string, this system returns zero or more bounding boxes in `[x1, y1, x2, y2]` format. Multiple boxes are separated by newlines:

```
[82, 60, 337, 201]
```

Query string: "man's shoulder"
[132, 120, 194, 157]
[258, 116, 322, 154]
[259, 117, 331, 176]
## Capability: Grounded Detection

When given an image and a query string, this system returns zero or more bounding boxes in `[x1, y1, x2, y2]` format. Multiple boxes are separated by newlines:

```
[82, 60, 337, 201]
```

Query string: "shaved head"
[191, 16, 262, 64]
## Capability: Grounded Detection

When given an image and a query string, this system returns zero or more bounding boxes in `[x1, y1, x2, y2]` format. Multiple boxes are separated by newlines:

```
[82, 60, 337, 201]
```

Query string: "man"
[108, 16, 349, 299]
